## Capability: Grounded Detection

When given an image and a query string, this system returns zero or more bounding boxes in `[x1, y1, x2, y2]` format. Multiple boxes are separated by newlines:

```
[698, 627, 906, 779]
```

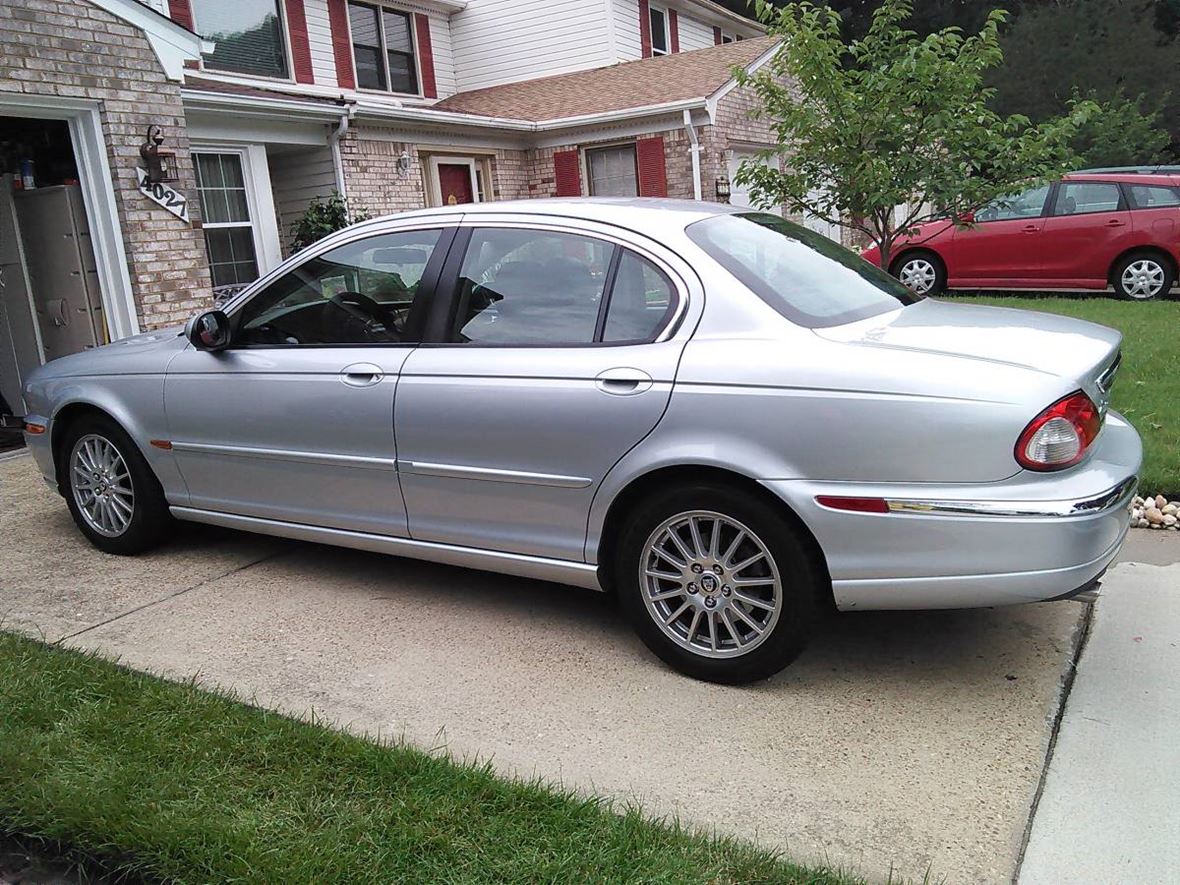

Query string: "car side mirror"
[185, 309, 232, 352]
[957, 210, 975, 224]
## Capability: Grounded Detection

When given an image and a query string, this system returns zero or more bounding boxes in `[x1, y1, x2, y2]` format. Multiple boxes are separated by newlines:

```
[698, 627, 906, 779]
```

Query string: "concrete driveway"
[1, 452, 1092, 882]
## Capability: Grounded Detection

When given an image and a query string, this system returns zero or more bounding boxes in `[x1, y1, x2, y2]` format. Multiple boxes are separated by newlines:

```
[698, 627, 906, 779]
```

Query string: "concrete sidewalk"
[1018, 561, 1180, 884]
[0, 453, 1136, 882]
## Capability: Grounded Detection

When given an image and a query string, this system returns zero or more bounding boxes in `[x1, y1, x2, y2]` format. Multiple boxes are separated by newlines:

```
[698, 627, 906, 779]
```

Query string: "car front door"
[394, 221, 694, 562]
[1038, 181, 1136, 286]
[948, 183, 1051, 285]
[164, 224, 453, 536]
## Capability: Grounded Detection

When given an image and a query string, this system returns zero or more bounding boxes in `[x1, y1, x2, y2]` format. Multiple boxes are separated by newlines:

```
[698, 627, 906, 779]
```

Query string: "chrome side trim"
[172, 441, 396, 471]
[397, 459, 593, 489]
[169, 507, 604, 591]
[885, 476, 1137, 519]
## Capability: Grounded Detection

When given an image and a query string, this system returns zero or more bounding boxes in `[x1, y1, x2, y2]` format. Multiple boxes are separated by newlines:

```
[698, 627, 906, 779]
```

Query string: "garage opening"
[0, 115, 108, 437]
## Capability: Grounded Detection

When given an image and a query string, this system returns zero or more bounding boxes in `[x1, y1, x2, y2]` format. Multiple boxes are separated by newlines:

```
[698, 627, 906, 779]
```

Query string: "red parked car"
[862, 168, 1180, 300]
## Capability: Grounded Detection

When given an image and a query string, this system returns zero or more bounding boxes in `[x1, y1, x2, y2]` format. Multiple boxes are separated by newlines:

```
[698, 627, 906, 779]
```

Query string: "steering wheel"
[326, 291, 398, 342]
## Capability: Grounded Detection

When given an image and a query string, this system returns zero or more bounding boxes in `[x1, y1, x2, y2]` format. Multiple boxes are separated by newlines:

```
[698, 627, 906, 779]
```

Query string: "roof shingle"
[433, 37, 779, 122]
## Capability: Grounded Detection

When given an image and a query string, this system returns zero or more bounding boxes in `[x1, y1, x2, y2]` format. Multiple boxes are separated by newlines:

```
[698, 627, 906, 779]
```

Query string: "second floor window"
[349, 2, 419, 94]
[192, 0, 289, 79]
[649, 6, 669, 56]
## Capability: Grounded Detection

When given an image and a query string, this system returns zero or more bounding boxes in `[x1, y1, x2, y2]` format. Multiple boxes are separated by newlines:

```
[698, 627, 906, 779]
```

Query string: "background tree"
[735, 0, 1097, 268]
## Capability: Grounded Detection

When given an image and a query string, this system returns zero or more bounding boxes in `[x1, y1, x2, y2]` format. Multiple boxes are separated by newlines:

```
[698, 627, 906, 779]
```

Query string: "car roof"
[1064, 171, 1180, 186]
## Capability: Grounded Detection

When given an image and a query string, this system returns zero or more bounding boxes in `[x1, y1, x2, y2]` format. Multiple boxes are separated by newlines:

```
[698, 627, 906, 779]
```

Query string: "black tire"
[1112, 251, 1175, 301]
[58, 413, 172, 555]
[615, 482, 827, 684]
[890, 250, 947, 296]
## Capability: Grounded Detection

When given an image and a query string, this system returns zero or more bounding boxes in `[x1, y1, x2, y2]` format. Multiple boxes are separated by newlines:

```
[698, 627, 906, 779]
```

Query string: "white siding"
[429, 13, 457, 98]
[677, 14, 715, 51]
[267, 146, 338, 256]
[144, 0, 168, 14]
[451, 0, 614, 92]
[305, 0, 338, 88]
[612, 0, 643, 62]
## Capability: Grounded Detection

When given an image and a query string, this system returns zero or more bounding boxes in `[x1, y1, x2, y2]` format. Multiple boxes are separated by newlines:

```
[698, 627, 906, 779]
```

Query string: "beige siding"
[677, 14, 715, 51]
[305, 0, 338, 88]
[451, 0, 613, 91]
[267, 147, 338, 256]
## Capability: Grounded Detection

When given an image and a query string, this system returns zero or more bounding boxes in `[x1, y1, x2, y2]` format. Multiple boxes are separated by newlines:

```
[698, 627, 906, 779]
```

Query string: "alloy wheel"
[640, 510, 783, 659]
[70, 433, 135, 538]
[898, 258, 937, 294]
[1121, 259, 1166, 299]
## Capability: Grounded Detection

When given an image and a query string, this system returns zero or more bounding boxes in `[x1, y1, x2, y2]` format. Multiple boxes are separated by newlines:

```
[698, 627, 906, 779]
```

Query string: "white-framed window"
[348, 2, 420, 94]
[193, 149, 280, 302]
[191, 0, 290, 79]
[719, 31, 735, 44]
[649, 5, 669, 56]
[586, 145, 638, 197]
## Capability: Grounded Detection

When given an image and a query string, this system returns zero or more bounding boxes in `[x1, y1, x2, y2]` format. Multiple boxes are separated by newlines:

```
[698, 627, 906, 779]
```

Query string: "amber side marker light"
[815, 495, 890, 514]
[149, 439, 173, 450]
[23, 422, 46, 435]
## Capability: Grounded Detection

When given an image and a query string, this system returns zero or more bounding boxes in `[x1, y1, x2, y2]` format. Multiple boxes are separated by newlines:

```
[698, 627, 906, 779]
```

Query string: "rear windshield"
[686, 212, 920, 328]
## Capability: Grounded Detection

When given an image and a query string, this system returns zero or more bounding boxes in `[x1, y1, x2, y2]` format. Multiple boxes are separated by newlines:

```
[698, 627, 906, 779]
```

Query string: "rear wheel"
[891, 251, 946, 296]
[616, 483, 826, 683]
[1112, 251, 1174, 300]
[60, 415, 171, 555]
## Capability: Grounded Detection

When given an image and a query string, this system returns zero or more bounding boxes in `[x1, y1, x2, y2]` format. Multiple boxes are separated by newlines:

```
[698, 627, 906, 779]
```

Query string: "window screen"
[192, 0, 288, 78]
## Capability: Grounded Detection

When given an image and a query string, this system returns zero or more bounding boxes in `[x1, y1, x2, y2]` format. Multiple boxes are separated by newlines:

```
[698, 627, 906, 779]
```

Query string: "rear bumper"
[764, 411, 1141, 610]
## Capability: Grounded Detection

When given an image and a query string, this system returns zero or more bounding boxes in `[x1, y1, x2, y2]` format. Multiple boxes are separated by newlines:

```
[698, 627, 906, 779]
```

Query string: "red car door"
[948, 183, 1050, 285]
[1038, 181, 1135, 287]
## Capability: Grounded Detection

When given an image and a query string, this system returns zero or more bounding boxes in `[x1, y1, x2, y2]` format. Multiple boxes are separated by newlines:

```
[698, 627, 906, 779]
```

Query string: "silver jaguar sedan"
[12, 199, 1140, 683]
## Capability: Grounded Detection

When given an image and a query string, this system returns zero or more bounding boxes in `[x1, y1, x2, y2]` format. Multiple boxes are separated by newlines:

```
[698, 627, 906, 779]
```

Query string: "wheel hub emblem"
[700, 574, 719, 594]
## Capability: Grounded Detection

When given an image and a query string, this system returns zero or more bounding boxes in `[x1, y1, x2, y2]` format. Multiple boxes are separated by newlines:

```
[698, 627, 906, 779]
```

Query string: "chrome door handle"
[595, 367, 653, 396]
[341, 362, 384, 388]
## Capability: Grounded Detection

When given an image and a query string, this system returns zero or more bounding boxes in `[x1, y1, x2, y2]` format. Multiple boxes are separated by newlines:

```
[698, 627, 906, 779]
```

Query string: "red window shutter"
[669, 10, 680, 53]
[283, 0, 315, 84]
[713, 25, 722, 45]
[414, 13, 437, 99]
[326, 0, 355, 89]
[636, 137, 667, 197]
[168, 0, 194, 31]
[553, 150, 582, 197]
[638, 0, 652, 58]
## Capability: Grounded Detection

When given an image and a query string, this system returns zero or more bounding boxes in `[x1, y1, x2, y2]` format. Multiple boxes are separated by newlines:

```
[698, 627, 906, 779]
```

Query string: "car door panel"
[1039, 181, 1134, 285]
[395, 343, 681, 560]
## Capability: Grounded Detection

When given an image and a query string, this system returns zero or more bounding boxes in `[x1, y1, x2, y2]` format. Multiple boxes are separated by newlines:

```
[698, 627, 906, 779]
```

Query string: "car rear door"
[947, 183, 1050, 285]
[1038, 181, 1136, 286]
[164, 224, 453, 536]
[394, 218, 695, 562]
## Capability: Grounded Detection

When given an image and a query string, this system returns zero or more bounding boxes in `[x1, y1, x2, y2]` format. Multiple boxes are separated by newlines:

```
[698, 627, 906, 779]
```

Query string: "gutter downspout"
[683, 109, 702, 201]
[328, 106, 354, 218]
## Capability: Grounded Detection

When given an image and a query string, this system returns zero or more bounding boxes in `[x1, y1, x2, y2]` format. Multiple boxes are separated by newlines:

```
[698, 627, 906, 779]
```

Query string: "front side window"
[649, 6, 669, 55]
[687, 212, 919, 329]
[974, 184, 1051, 222]
[234, 229, 442, 346]
[195, 153, 260, 301]
[1128, 184, 1180, 209]
[191, 0, 288, 78]
[1053, 182, 1122, 216]
[451, 228, 678, 346]
[587, 145, 638, 197]
[349, 2, 419, 94]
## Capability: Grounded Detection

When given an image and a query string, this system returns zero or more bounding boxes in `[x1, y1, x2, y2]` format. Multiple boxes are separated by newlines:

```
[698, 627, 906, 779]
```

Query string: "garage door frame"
[0, 93, 139, 341]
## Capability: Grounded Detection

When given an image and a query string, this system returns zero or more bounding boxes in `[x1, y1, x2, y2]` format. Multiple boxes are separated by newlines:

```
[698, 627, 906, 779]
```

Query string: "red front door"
[437, 164, 474, 205]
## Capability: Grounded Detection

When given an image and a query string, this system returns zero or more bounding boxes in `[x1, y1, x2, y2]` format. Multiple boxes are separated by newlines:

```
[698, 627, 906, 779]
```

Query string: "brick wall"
[0, 0, 213, 330]
[337, 128, 427, 217]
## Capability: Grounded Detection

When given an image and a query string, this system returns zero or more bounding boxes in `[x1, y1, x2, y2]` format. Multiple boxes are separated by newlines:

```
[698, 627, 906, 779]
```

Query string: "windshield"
[686, 212, 920, 328]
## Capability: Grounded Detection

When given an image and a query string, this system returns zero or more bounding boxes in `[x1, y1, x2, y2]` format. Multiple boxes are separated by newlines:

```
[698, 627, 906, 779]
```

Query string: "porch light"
[715, 175, 731, 200]
[139, 125, 177, 184]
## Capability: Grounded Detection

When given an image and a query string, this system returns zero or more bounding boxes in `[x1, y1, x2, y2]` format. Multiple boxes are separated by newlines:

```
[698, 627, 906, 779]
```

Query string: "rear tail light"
[1015, 391, 1101, 471]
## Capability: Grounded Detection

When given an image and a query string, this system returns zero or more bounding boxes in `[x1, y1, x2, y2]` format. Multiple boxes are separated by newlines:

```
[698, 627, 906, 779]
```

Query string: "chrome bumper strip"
[885, 476, 1137, 519]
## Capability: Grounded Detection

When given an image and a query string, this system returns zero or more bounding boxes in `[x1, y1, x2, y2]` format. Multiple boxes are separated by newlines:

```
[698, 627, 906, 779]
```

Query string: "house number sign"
[136, 167, 189, 222]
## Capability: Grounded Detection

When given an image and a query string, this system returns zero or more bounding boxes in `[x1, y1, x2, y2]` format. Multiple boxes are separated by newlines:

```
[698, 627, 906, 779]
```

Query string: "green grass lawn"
[942, 294, 1180, 496]
[0, 632, 861, 885]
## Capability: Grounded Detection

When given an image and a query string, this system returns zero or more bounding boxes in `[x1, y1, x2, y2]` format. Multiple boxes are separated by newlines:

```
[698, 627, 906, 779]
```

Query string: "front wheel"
[60, 415, 172, 555]
[891, 251, 946, 296]
[1112, 252, 1174, 300]
[616, 484, 827, 683]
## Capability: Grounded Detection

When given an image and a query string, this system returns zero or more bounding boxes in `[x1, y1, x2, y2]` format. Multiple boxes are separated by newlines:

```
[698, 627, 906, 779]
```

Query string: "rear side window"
[1128, 184, 1180, 209]
[1053, 182, 1122, 215]
[451, 228, 678, 346]
[686, 212, 918, 328]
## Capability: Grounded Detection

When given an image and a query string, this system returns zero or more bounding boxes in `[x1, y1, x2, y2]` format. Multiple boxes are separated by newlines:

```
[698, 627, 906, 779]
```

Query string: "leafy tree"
[289, 194, 370, 252]
[1071, 91, 1171, 167]
[735, 0, 1097, 268]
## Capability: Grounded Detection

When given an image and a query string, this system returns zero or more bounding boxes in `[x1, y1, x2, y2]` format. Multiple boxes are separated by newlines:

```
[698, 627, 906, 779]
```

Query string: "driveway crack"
[57, 548, 288, 643]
